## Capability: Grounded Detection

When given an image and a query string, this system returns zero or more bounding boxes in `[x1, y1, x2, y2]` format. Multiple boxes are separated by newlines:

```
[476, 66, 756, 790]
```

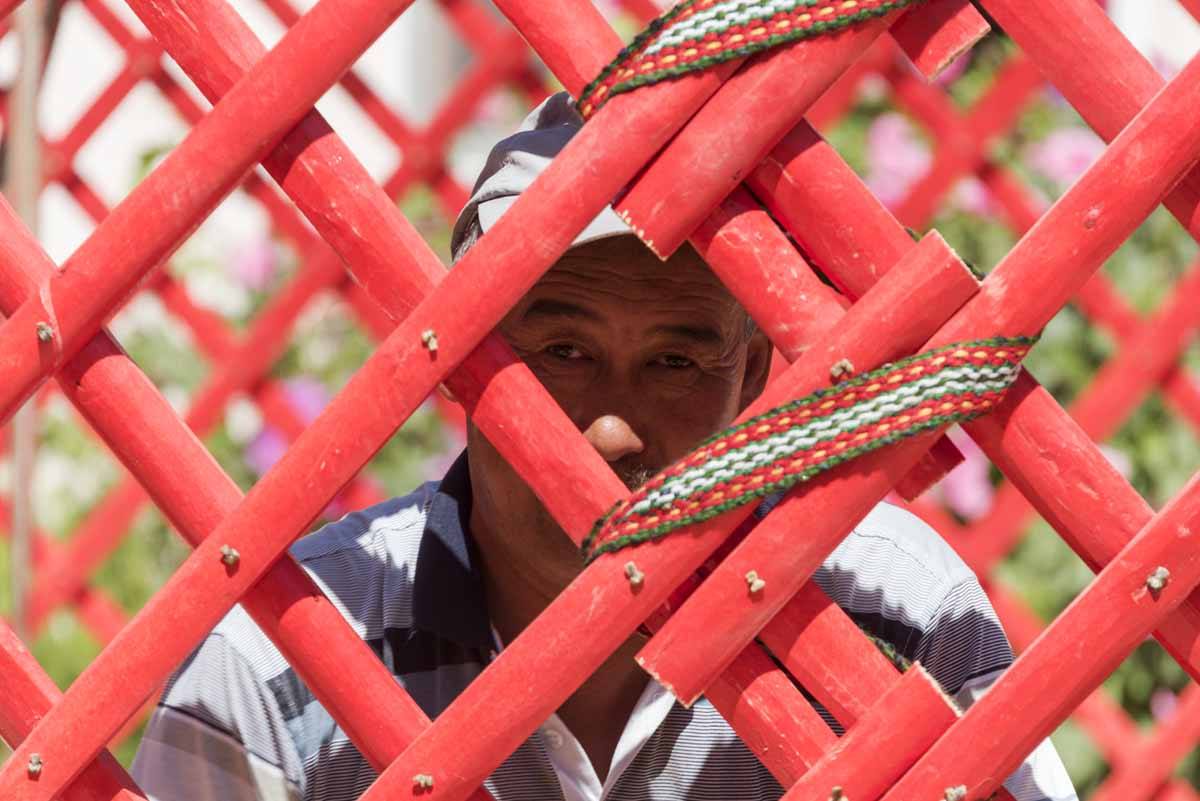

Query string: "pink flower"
[1026, 128, 1105, 189]
[865, 112, 931, 209]
[283, 377, 330, 425]
[952, 177, 995, 217]
[938, 429, 994, 521]
[593, 0, 622, 18]
[244, 379, 330, 476]
[230, 238, 278, 291]
[1151, 689, 1178, 722]
[246, 426, 287, 476]
[935, 52, 970, 87]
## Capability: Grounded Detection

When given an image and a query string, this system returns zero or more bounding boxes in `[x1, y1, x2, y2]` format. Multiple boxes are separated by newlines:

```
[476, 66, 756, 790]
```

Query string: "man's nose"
[582, 414, 645, 463]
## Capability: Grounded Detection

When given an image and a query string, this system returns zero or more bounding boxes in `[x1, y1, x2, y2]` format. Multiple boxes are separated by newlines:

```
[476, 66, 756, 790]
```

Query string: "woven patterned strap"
[582, 338, 1034, 561]
[577, 0, 924, 119]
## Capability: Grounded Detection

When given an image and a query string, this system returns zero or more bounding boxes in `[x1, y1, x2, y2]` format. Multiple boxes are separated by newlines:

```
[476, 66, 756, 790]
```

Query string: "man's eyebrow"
[521, 299, 601, 322]
[521, 300, 725, 344]
[649, 323, 724, 345]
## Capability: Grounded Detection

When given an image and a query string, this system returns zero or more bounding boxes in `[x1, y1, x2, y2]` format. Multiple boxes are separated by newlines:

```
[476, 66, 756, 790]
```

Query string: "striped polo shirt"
[131, 453, 1078, 801]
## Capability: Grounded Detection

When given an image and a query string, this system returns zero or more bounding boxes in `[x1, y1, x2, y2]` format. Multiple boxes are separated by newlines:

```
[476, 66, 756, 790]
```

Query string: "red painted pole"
[749, 117, 1200, 680]
[1087, 685, 1200, 801]
[778, 667, 958, 801]
[878, 473, 1200, 801]
[0, 128, 461, 801]
[635, 51, 1200, 703]
[354, 237, 978, 801]
[888, 0, 988, 78]
[0, 619, 145, 801]
[121, 0, 637, 541]
[0, 60, 747, 801]
[978, 0, 1200, 234]
[613, 10, 901, 259]
[0, 0, 420, 426]
[889, 54, 1043, 228]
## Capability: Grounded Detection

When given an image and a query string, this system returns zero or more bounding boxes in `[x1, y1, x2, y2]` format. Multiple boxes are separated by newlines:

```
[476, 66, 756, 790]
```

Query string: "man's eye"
[656, 354, 695, 369]
[546, 343, 587, 360]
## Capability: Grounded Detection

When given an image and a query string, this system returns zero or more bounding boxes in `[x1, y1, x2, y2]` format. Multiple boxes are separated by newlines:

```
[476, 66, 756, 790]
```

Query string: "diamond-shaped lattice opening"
[314, 82, 402, 183]
[37, 179, 96, 264]
[446, 84, 541, 191]
[357, 0, 469, 127]
[36, 0, 128, 141]
[164, 184, 277, 327]
[93, 507, 190, 621]
[98, 0, 153, 40]
[1051, 717, 1110, 798]
[230, 290, 436, 522]
[1021, 304, 1113, 409]
[1003, 105, 1101, 211]
[1112, 393, 1200, 509]
[994, 517, 1095, 623]
[1103, 640, 1192, 730]
[70, 80, 190, 209]
[820, 94, 1022, 274]
[109, 291, 206, 407]
[1100, 207, 1199, 315]
[397, 183, 456, 259]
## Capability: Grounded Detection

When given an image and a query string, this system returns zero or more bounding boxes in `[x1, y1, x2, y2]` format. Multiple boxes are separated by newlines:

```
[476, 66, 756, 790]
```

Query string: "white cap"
[450, 92, 632, 259]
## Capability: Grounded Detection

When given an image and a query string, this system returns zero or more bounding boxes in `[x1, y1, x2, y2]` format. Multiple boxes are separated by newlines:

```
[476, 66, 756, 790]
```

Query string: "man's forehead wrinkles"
[548, 259, 728, 291]
[532, 268, 739, 311]
[523, 282, 741, 333]
[522, 298, 602, 322]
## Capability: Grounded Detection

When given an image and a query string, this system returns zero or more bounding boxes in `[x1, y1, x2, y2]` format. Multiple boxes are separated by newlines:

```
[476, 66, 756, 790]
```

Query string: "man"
[132, 93, 1078, 801]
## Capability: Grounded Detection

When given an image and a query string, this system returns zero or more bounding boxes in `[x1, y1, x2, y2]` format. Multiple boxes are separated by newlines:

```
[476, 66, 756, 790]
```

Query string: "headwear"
[449, 92, 631, 260]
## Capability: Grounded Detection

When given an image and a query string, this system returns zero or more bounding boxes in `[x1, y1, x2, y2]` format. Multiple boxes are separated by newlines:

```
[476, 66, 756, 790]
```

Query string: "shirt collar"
[412, 450, 494, 650]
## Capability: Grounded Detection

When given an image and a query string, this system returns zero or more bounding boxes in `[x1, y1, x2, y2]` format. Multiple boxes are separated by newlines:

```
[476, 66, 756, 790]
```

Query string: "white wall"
[1109, 0, 1200, 73]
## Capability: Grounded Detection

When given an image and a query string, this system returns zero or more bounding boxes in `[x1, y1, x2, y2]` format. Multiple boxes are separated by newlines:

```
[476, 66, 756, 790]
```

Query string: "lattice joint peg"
[413, 773, 435, 793]
[624, 561, 645, 590]
[830, 358, 855, 382]
[26, 753, 43, 778]
[745, 570, 766, 595]
[421, 329, 439, 353]
[943, 786, 967, 801]
[35, 321, 53, 343]
[1146, 565, 1171, 597]
[219, 544, 241, 568]
[828, 787, 846, 801]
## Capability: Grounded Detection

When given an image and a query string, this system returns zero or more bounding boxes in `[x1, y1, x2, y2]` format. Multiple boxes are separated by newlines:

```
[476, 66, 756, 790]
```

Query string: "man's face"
[466, 234, 771, 589]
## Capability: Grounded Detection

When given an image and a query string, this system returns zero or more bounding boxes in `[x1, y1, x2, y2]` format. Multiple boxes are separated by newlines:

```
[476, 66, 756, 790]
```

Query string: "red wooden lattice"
[1, 1, 1200, 801]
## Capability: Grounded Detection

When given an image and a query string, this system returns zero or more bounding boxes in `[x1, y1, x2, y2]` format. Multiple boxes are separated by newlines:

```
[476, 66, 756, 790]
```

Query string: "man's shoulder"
[204, 482, 440, 674]
[288, 482, 439, 634]
[291, 482, 437, 569]
[844, 502, 975, 587]
[814, 501, 980, 636]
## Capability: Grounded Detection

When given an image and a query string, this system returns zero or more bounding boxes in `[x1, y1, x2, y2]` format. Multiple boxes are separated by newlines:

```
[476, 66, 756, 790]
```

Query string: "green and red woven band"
[581, 337, 1034, 562]
[577, 0, 923, 119]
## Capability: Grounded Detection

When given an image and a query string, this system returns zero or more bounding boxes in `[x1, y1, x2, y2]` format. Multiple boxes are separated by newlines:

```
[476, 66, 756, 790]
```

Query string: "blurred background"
[0, 0, 1198, 796]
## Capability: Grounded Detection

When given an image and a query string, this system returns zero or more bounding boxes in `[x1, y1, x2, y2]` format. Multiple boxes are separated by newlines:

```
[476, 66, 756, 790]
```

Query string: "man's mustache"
[615, 464, 656, 492]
